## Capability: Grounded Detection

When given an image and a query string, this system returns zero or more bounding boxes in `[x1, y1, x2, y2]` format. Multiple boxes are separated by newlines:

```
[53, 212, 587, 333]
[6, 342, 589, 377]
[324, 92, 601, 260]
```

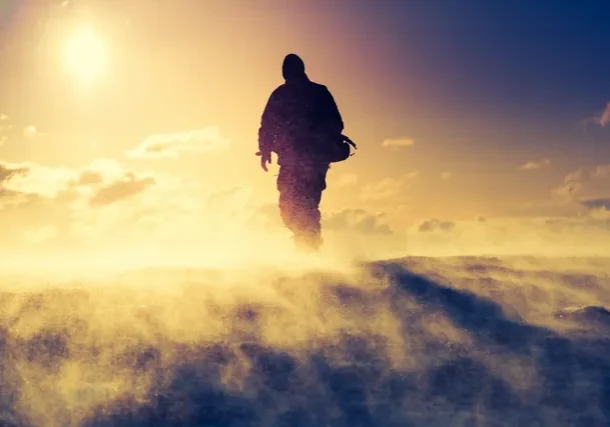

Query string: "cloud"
[127, 127, 230, 159]
[440, 172, 452, 180]
[89, 172, 155, 207]
[0, 156, 273, 254]
[361, 172, 418, 201]
[381, 137, 414, 148]
[1, 157, 157, 222]
[418, 219, 456, 233]
[335, 173, 358, 187]
[0, 160, 76, 198]
[520, 159, 551, 170]
[600, 101, 610, 127]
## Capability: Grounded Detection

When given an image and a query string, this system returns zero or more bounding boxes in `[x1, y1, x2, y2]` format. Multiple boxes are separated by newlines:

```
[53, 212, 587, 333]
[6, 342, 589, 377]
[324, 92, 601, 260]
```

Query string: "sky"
[1, 0, 610, 265]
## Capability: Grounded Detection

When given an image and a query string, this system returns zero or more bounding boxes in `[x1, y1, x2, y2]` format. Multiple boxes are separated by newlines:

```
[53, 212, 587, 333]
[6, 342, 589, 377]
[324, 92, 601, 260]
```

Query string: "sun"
[62, 24, 108, 85]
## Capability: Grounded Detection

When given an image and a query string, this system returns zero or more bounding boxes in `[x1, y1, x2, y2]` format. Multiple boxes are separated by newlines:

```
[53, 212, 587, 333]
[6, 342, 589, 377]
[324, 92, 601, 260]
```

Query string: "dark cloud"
[418, 219, 456, 233]
[0, 162, 29, 183]
[579, 197, 610, 211]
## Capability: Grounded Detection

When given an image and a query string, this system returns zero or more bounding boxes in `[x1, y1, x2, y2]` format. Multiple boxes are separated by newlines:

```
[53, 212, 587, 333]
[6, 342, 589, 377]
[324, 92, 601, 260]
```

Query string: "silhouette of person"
[257, 53, 344, 252]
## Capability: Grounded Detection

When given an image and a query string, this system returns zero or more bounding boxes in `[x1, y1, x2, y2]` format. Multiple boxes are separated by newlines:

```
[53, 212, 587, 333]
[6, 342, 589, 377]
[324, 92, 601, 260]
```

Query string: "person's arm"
[256, 89, 282, 171]
[258, 89, 281, 158]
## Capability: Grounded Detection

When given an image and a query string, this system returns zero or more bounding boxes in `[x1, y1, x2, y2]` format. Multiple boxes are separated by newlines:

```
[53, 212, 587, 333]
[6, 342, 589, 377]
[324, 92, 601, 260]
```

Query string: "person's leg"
[277, 163, 328, 252]
[277, 166, 300, 236]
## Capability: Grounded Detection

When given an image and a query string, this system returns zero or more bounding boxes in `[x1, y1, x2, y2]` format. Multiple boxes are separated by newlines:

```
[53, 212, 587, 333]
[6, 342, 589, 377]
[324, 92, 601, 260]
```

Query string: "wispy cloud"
[127, 127, 230, 159]
[440, 172, 452, 180]
[581, 101, 610, 128]
[381, 137, 414, 148]
[600, 101, 610, 127]
[520, 158, 551, 170]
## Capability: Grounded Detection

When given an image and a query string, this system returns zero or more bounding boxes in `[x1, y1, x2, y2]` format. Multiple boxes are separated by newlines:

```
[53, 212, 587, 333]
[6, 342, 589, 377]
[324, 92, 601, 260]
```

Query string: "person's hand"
[255, 151, 272, 172]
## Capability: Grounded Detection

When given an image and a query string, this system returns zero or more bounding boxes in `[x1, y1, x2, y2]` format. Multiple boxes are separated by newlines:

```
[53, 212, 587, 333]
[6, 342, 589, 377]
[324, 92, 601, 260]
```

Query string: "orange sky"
[0, 0, 609, 263]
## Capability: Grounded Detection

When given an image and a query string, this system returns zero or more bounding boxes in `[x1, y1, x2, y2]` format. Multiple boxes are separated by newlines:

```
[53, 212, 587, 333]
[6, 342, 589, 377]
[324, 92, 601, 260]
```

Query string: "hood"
[282, 53, 308, 82]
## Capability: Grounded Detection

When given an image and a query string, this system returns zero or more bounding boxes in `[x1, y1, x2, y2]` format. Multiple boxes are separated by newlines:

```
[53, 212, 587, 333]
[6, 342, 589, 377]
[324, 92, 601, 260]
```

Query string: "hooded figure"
[257, 54, 345, 252]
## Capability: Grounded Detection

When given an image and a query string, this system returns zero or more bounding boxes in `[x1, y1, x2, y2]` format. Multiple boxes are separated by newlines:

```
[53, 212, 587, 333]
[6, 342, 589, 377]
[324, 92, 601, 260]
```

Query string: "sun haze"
[0, 0, 609, 268]
[61, 23, 107, 86]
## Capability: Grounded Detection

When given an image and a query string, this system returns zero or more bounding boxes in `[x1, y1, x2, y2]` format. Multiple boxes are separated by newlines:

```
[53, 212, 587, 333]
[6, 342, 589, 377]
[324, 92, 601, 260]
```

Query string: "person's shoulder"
[266, 84, 287, 102]
[309, 81, 328, 90]
[307, 81, 333, 96]
[271, 84, 285, 95]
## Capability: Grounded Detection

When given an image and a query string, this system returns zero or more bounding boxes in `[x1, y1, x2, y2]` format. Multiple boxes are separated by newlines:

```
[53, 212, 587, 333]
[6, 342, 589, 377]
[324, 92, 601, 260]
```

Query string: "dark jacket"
[258, 55, 344, 166]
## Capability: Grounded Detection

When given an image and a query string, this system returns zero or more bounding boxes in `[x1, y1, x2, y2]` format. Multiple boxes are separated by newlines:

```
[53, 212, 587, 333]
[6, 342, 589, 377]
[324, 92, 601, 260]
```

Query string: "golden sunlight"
[62, 23, 107, 85]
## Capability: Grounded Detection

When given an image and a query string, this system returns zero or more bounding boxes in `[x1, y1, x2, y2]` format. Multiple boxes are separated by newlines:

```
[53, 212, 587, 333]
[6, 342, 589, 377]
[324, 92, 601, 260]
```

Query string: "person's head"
[282, 53, 306, 81]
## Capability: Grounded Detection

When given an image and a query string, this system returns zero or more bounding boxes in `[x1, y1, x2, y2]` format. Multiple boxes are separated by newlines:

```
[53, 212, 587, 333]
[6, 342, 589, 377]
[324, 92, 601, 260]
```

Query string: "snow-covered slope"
[1, 256, 609, 426]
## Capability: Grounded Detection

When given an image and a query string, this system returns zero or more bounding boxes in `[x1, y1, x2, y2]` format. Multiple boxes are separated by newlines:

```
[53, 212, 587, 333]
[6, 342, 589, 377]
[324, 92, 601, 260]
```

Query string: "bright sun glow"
[62, 24, 108, 85]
